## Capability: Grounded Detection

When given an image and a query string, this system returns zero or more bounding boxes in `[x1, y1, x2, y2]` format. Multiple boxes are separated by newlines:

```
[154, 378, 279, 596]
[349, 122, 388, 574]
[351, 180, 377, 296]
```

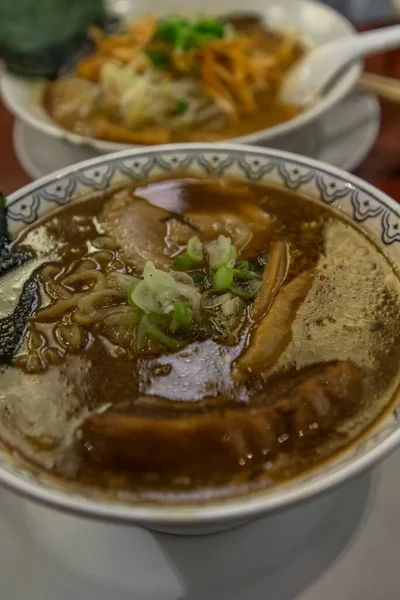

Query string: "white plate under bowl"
[2, 0, 361, 154]
[3, 451, 400, 600]
[0, 467, 376, 597]
[13, 92, 380, 179]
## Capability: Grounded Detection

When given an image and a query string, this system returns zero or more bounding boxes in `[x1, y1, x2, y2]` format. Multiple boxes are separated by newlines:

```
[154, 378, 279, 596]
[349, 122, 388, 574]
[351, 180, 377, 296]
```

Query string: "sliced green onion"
[213, 266, 233, 292]
[131, 280, 162, 314]
[231, 260, 261, 283]
[143, 261, 175, 290]
[232, 268, 260, 281]
[156, 18, 186, 44]
[142, 313, 185, 350]
[193, 18, 227, 39]
[230, 279, 262, 300]
[156, 17, 226, 52]
[172, 271, 195, 286]
[187, 236, 204, 264]
[131, 260, 201, 316]
[237, 260, 250, 270]
[110, 272, 140, 293]
[146, 49, 170, 70]
[128, 290, 138, 308]
[221, 296, 244, 317]
[174, 99, 189, 114]
[207, 235, 235, 270]
[202, 291, 232, 310]
[173, 251, 198, 270]
[173, 301, 192, 327]
[158, 17, 226, 37]
[175, 27, 194, 51]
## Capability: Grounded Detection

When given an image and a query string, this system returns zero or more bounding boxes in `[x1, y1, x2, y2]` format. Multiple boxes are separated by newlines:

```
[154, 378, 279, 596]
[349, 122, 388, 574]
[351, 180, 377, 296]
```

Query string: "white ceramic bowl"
[2, 143, 400, 535]
[0, 0, 361, 154]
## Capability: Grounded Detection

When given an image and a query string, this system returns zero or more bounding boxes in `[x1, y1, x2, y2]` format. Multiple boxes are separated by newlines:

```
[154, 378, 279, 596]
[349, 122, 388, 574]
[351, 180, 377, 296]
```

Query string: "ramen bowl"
[0, 0, 361, 154]
[0, 143, 400, 536]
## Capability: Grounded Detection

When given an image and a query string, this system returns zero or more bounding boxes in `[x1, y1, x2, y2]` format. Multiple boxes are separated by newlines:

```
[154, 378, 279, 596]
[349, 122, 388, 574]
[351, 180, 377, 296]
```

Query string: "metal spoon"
[280, 25, 400, 107]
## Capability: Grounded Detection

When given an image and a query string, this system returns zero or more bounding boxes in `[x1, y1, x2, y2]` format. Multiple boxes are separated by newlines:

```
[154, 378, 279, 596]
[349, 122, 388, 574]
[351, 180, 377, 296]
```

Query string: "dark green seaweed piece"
[0, 247, 31, 277]
[0, 192, 40, 364]
[146, 49, 170, 71]
[0, 192, 7, 243]
[0, 1, 120, 79]
[0, 193, 33, 277]
[0, 272, 40, 365]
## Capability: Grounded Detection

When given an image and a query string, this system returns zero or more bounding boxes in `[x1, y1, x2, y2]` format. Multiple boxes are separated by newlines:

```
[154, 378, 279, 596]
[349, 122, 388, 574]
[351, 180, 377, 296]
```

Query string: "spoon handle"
[281, 25, 400, 106]
[331, 25, 400, 62]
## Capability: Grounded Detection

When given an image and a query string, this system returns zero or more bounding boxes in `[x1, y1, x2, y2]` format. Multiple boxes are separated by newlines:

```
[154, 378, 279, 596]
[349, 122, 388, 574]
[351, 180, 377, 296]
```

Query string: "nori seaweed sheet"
[0, 273, 40, 365]
[0, 1, 120, 79]
[0, 193, 33, 277]
[0, 192, 40, 364]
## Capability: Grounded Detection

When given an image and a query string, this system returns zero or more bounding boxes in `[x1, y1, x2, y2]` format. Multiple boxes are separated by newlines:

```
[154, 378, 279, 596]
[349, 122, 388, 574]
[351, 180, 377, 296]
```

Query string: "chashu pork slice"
[103, 190, 173, 270]
[169, 204, 276, 256]
[102, 189, 276, 270]
[81, 361, 363, 477]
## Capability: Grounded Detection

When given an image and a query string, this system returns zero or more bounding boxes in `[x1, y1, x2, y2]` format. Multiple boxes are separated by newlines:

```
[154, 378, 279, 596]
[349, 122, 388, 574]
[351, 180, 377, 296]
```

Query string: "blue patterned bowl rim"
[3, 143, 400, 526]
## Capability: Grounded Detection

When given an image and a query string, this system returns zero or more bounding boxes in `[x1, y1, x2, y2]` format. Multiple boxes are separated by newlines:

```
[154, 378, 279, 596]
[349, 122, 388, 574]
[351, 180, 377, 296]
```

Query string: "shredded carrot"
[128, 14, 157, 48]
[111, 46, 140, 63]
[203, 86, 238, 119]
[213, 63, 256, 112]
[76, 54, 108, 82]
[172, 50, 199, 73]
[92, 117, 171, 145]
[194, 38, 262, 114]
[200, 50, 238, 118]
[97, 34, 133, 55]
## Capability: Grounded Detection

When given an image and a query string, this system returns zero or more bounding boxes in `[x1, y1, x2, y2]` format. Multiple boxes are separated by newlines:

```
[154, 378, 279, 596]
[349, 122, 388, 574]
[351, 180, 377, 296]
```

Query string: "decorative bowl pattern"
[2, 143, 400, 531]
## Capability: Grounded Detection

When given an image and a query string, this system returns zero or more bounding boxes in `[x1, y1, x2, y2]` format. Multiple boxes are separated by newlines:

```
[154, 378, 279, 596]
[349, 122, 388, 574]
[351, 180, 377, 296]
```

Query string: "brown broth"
[1, 178, 400, 503]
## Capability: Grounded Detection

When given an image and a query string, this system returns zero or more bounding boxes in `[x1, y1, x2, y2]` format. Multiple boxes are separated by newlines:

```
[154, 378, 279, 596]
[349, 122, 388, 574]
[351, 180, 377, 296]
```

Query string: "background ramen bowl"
[2, 142, 400, 536]
[0, 0, 361, 154]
